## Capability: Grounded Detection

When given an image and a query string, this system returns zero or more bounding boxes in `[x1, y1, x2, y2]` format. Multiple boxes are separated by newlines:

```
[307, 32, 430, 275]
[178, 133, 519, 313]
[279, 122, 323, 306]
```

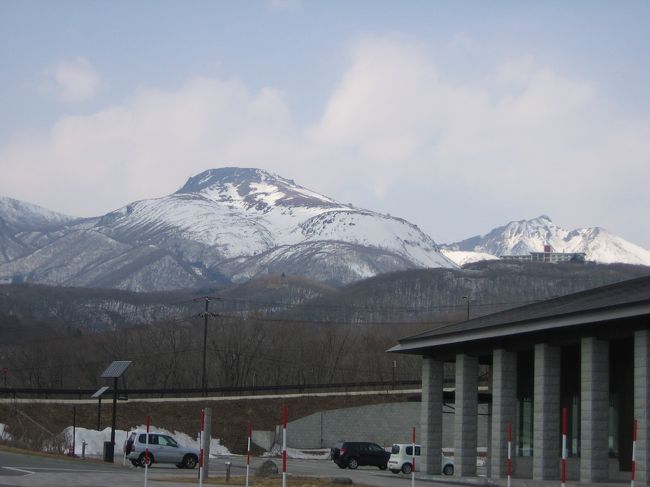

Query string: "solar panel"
[92, 386, 110, 398]
[100, 360, 132, 378]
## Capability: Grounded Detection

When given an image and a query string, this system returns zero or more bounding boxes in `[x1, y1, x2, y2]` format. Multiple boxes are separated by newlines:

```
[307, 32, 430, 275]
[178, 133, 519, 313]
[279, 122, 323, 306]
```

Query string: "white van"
[387, 444, 454, 475]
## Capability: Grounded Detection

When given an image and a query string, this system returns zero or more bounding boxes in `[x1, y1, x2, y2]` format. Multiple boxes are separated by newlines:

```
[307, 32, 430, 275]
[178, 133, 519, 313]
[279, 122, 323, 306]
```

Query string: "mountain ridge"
[0, 167, 455, 291]
[442, 215, 650, 266]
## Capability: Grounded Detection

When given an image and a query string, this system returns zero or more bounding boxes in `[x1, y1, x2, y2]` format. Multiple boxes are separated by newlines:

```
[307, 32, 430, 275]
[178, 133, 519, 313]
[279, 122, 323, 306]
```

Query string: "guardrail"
[0, 379, 424, 399]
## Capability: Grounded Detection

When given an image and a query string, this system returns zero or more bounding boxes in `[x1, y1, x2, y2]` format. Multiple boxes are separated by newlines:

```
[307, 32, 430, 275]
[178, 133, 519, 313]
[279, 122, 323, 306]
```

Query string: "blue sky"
[1, 0, 649, 247]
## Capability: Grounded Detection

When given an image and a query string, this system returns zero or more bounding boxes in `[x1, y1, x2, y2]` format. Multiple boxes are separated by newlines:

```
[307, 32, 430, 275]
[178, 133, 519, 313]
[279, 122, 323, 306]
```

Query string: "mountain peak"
[175, 167, 340, 210]
[444, 215, 650, 266]
[176, 167, 270, 194]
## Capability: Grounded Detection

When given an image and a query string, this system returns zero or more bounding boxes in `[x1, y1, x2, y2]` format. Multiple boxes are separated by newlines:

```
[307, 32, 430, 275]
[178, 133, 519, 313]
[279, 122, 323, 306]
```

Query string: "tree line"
[0, 313, 434, 392]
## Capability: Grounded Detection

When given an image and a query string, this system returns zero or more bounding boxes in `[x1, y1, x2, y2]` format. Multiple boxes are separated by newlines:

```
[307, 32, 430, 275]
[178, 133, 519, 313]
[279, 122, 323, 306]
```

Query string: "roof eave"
[389, 301, 650, 354]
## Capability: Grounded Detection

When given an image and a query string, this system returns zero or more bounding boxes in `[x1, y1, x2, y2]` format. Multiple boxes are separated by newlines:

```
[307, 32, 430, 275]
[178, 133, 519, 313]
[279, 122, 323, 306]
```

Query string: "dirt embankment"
[0, 391, 415, 454]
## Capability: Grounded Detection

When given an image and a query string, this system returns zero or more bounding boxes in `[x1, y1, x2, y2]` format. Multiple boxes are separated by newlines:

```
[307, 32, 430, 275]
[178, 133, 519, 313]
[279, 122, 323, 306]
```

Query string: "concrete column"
[454, 353, 478, 477]
[421, 356, 443, 474]
[580, 337, 609, 481]
[533, 343, 560, 480]
[635, 330, 650, 484]
[491, 349, 517, 478]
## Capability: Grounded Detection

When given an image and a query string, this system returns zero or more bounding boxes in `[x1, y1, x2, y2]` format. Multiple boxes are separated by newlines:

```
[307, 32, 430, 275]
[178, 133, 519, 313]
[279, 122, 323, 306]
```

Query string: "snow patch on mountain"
[444, 216, 650, 266]
[0, 196, 77, 230]
[0, 167, 456, 290]
[442, 250, 500, 266]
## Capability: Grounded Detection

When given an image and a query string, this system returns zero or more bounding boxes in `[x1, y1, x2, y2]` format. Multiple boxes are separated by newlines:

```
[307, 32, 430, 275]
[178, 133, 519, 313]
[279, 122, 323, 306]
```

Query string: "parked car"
[125, 430, 200, 469]
[387, 444, 454, 475]
[330, 441, 390, 470]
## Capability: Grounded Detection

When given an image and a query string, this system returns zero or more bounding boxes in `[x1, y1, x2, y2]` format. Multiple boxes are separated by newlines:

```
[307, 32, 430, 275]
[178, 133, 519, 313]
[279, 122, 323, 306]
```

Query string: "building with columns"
[389, 275, 650, 482]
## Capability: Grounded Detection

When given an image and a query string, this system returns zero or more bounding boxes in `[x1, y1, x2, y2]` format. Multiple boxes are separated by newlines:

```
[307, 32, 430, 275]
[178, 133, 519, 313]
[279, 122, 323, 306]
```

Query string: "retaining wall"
[261, 402, 488, 450]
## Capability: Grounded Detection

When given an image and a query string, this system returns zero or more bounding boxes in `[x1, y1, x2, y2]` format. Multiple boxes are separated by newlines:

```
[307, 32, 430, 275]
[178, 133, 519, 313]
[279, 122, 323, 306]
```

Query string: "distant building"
[501, 244, 585, 263]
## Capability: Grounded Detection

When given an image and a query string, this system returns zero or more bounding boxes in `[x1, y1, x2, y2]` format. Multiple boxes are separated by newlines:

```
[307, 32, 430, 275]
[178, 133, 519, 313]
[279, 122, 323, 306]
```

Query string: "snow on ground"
[0, 423, 12, 441]
[263, 445, 331, 460]
[61, 425, 230, 458]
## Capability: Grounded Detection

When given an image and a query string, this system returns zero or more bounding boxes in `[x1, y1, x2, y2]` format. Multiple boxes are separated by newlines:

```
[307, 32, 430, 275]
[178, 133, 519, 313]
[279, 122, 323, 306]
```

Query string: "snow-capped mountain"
[0, 196, 79, 264]
[443, 215, 650, 266]
[0, 168, 455, 291]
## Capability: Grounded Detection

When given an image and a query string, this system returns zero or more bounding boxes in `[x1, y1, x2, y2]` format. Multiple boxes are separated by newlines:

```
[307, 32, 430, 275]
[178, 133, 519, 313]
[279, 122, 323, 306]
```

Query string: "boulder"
[255, 459, 279, 477]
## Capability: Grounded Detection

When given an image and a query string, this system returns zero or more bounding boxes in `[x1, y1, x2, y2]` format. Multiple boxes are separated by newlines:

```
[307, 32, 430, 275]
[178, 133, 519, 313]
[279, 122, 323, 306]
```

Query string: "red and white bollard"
[411, 426, 416, 487]
[144, 415, 150, 487]
[632, 419, 638, 487]
[246, 420, 252, 487]
[199, 409, 205, 487]
[282, 405, 288, 487]
[561, 408, 568, 487]
[507, 423, 512, 487]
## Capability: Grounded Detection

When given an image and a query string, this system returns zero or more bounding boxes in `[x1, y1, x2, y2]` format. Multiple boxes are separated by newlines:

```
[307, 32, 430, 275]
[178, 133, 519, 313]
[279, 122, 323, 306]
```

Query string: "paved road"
[0, 449, 453, 487]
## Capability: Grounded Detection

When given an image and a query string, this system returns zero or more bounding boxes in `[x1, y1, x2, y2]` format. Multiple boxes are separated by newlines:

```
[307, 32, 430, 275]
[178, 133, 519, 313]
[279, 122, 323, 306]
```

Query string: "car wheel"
[130, 460, 139, 467]
[138, 453, 153, 467]
[182, 454, 198, 469]
[347, 458, 359, 470]
[443, 464, 454, 476]
[402, 463, 413, 474]
[379, 464, 387, 470]
[390, 469, 400, 474]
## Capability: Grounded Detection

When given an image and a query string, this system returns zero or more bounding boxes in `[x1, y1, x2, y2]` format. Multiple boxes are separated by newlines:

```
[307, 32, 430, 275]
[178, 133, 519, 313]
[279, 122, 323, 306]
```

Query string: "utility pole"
[462, 296, 470, 321]
[194, 297, 220, 397]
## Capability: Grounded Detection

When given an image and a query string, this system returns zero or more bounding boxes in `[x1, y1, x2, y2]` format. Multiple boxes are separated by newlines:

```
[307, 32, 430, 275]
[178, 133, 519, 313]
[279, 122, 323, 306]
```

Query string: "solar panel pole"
[100, 361, 131, 463]
[110, 376, 118, 461]
[97, 396, 102, 431]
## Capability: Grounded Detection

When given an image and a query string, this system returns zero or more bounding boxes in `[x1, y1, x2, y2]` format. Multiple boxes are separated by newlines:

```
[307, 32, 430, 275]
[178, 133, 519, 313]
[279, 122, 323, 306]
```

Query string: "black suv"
[330, 441, 390, 470]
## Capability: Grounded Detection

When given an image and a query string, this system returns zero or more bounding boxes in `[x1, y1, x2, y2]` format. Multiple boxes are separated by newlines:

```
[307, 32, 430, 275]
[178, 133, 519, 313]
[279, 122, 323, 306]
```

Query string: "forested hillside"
[1, 261, 648, 392]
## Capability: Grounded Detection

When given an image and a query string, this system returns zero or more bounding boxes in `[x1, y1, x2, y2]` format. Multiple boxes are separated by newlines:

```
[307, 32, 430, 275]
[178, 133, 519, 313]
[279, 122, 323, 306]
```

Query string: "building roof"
[389, 275, 650, 353]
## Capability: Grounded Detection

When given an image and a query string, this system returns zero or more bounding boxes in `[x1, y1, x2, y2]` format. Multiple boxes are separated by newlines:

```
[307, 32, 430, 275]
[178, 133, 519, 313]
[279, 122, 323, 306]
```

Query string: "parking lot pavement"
[0, 449, 195, 487]
[1, 449, 461, 487]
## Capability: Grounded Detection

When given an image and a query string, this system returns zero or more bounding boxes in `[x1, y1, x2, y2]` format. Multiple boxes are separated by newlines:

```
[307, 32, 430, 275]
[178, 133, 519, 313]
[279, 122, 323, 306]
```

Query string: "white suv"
[125, 431, 200, 469]
[387, 444, 454, 475]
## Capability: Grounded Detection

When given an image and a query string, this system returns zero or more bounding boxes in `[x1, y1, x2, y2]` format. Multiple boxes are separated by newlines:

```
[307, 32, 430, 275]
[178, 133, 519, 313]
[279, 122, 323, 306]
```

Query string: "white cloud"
[0, 77, 305, 216]
[42, 57, 103, 102]
[308, 37, 650, 240]
[2, 37, 649, 247]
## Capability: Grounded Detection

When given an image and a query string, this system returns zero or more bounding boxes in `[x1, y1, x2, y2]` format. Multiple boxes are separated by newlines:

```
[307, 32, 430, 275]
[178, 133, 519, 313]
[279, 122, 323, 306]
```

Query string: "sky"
[1, 0, 649, 247]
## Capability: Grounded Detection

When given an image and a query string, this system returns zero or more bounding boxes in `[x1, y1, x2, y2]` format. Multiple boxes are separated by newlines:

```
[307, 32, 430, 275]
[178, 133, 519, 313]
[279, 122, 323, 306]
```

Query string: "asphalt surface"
[0, 449, 447, 487]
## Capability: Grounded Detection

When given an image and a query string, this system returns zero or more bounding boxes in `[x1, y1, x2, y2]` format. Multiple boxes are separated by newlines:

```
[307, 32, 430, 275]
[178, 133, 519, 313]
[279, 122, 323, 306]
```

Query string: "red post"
[199, 409, 205, 468]
[412, 426, 416, 471]
[199, 408, 205, 487]
[247, 420, 252, 466]
[144, 415, 150, 487]
[411, 426, 416, 487]
[507, 422, 512, 487]
[246, 420, 252, 487]
[632, 419, 638, 487]
[561, 408, 567, 487]
[145, 415, 150, 465]
[282, 405, 288, 487]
